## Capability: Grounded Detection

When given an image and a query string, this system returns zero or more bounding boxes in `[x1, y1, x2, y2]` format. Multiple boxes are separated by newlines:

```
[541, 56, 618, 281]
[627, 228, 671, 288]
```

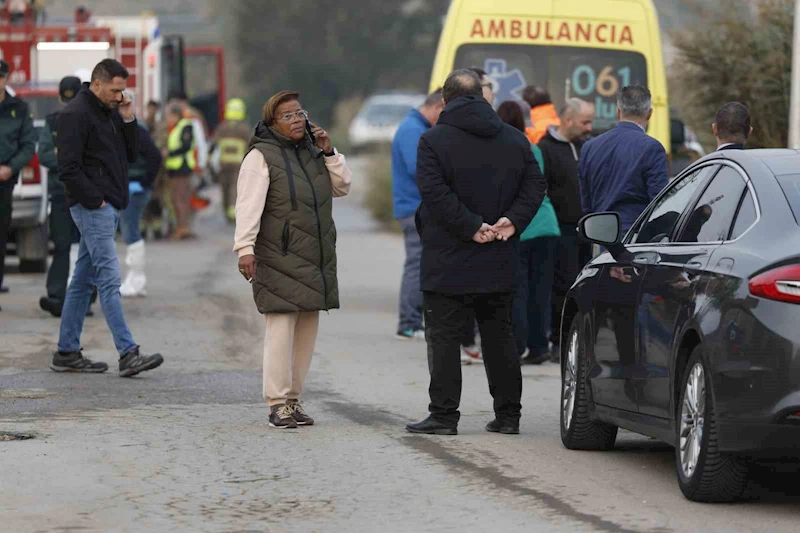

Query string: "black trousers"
[45, 193, 77, 302]
[0, 183, 13, 288]
[424, 291, 522, 425]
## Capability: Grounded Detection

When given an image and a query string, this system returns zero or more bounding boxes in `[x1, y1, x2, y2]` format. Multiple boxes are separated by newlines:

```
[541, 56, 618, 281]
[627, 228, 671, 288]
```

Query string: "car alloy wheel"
[562, 329, 578, 431]
[679, 362, 705, 478]
[560, 314, 617, 451]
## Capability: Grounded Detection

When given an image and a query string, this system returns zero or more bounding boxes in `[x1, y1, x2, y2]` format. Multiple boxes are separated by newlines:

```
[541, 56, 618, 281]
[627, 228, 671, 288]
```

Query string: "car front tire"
[560, 314, 618, 450]
[676, 346, 748, 502]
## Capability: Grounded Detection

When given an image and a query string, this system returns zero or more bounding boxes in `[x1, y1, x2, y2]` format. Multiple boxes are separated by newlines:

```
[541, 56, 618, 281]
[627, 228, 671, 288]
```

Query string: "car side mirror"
[578, 212, 621, 246]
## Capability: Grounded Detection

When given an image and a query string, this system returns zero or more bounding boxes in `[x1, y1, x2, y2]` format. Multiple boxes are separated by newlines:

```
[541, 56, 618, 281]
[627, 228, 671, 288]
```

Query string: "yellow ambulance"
[429, 0, 673, 152]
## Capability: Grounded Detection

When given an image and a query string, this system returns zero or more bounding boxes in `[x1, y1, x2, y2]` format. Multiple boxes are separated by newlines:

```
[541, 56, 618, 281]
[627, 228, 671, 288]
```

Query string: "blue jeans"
[58, 204, 137, 356]
[119, 190, 152, 245]
[398, 216, 423, 331]
[513, 237, 557, 356]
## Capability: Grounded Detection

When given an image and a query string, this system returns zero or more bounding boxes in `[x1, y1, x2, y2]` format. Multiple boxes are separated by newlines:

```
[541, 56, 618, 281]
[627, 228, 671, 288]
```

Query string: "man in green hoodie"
[38, 76, 97, 318]
[0, 59, 36, 311]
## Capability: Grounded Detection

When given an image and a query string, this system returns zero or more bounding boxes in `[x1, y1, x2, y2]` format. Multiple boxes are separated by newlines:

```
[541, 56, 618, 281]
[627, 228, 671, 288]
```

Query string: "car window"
[775, 174, 800, 225]
[630, 166, 716, 244]
[730, 189, 757, 240]
[677, 166, 747, 243]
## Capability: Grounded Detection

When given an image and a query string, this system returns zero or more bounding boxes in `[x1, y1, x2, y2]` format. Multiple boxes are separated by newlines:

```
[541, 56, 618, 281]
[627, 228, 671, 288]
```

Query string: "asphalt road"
[2, 157, 800, 532]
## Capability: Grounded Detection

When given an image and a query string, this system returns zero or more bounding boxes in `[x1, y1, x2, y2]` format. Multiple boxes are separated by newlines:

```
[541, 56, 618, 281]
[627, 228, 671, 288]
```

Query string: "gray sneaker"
[119, 347, 164, 377]
[50, 351, 108, 373]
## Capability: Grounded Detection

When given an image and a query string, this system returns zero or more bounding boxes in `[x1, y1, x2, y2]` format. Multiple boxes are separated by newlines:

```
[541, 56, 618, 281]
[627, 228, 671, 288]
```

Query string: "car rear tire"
[675, 346, 749, 502]
[560, 314, 618, 450]
[19, 258, 47, 274]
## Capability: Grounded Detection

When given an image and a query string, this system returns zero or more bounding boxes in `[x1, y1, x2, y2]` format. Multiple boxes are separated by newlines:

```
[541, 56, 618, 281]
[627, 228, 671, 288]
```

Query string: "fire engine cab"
[2, 8, 226, 272]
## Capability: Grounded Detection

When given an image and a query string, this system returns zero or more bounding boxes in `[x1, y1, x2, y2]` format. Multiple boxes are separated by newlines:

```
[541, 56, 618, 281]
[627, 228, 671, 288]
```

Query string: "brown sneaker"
[288, 401, 314, 426]
[269, 404, 298, 429]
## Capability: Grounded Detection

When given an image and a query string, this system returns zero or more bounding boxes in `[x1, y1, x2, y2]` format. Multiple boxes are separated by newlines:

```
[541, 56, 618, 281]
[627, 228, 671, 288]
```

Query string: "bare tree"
[670, 0, 792, 148]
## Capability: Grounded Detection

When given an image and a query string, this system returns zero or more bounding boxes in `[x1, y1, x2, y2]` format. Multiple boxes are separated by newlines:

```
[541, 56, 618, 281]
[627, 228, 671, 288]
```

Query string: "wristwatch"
[323, 148, 336, 157]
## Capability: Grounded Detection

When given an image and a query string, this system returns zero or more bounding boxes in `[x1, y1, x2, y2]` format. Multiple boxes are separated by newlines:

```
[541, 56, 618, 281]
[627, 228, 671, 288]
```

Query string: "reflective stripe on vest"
[218, 137, 248, 164]
[166, 118, 196, 171]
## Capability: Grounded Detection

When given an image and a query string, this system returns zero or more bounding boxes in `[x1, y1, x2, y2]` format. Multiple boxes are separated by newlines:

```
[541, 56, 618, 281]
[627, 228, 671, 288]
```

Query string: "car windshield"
[454, 44, 647, 134]
[362, 103, 416, 125]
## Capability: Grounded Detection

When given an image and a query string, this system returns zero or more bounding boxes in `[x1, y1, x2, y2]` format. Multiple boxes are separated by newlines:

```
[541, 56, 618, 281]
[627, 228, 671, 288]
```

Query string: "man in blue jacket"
[391, 89, 443, 340]
[578, 85, 668, 234]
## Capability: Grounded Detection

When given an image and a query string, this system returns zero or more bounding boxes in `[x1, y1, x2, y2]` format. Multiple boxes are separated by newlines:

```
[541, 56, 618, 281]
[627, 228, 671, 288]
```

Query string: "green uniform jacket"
[0, 91, 36, 186]
[39, 112, 62, 195]
[248, 122, 339, 314]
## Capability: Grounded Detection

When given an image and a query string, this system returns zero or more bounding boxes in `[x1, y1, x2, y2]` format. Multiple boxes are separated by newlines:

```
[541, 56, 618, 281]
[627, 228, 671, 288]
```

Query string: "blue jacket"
[392, 109, 431, 219]
[578, 121, 668, 231]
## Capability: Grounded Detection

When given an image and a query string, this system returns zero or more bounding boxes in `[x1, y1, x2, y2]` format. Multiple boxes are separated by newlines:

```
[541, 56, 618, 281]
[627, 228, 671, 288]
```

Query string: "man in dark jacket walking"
[406, 70, 546, 436]
[52, 58, 164, 377]
[0, 58, 36, 310]
[538, 97, 594, 360]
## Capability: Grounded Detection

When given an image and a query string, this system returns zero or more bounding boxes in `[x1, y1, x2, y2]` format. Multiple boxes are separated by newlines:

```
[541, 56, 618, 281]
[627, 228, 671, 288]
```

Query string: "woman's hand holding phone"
[309, 122, 333, 154]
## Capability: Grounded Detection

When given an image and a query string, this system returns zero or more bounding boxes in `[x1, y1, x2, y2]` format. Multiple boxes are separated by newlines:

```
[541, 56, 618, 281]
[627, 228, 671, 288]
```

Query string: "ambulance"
[429, 0, 680, 153]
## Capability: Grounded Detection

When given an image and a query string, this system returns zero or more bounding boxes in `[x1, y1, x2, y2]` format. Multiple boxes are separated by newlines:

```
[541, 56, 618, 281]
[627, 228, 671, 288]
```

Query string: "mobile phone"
[305, 118, 316, 144]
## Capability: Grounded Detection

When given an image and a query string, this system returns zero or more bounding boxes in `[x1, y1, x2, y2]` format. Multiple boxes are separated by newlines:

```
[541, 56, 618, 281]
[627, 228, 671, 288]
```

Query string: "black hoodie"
[416, 95, 546, 294]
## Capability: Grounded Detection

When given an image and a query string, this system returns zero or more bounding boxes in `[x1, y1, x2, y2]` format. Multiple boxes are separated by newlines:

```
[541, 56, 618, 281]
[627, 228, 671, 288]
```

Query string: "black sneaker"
[485, 418, 520, 435]
[50, 351, 108, 373]
[288, 401, 314, 426]
[406, 416, 458, 435]
[119, 347, 164, 377]
[269, 404, 298, 429]
[40, 297, 62, 317]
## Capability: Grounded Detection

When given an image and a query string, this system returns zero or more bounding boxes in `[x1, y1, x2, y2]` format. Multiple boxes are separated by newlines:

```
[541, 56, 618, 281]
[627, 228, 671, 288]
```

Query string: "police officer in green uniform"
[38, 76, 96, 317]
[0, 59, 36, 311]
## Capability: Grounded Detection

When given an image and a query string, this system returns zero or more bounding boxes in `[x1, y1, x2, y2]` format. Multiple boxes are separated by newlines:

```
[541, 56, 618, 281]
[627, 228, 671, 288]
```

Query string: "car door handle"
[684, 261, 704, 272]
[633, 253, 661, 266]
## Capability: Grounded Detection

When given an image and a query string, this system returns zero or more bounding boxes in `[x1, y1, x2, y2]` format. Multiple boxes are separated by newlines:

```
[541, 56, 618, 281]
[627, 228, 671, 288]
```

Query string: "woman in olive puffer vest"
[233, 90, 352, 429]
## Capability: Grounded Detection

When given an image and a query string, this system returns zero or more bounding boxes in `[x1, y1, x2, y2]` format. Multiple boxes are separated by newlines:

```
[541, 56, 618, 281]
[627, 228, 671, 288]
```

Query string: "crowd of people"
[390, 68, 753, 435]
[0, 54, 755, 433]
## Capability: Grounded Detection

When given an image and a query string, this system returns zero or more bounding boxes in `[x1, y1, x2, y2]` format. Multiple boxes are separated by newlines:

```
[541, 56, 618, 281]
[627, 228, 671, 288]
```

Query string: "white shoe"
[120, 240, 147, 297]
[461, 344, 483, 365]
[396, 329, 425, 341]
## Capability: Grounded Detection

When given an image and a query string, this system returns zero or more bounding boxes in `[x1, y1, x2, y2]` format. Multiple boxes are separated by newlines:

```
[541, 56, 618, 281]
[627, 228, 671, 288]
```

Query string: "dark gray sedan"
[560, 148, 800, 502]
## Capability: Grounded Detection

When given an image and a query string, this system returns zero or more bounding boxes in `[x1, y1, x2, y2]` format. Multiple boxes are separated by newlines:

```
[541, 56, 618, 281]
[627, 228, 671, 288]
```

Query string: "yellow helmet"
[225, 98, 246, 121]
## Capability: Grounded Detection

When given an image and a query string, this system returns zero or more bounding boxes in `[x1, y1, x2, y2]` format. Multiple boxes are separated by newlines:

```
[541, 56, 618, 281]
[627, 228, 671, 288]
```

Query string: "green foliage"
[230, 0, 449, 127]
[669, 0, 793, 148]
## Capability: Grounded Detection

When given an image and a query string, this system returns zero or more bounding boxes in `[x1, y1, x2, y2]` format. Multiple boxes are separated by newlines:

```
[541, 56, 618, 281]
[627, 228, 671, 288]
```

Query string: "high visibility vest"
[165, 118, 196, 172]
[218, 137, 248, 165]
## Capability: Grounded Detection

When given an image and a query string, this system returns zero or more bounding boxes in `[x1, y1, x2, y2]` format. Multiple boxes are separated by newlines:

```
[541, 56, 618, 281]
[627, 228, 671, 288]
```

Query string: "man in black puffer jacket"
[406, 69, 546, 436]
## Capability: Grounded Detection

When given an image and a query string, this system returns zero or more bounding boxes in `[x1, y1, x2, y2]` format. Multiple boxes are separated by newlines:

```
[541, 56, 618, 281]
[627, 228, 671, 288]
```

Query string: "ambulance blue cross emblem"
[484, 59, 527, 107]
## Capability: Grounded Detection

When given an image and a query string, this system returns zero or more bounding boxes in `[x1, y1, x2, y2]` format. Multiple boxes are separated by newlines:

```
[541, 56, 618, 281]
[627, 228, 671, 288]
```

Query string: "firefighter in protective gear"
[164, 103, 197, 239]
[213, 98, 251, 223]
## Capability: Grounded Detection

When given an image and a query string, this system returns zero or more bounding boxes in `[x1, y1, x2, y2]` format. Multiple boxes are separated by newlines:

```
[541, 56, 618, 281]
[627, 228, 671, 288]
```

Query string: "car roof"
[691, 148, 800, 178]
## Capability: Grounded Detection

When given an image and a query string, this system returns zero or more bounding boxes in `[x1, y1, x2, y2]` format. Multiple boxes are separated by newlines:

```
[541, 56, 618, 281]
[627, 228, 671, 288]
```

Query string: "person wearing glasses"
[233, 90, 352, 429]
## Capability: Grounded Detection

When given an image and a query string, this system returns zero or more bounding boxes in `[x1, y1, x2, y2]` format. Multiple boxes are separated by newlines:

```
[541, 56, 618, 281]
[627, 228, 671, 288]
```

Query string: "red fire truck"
[2, 9, 226, 272]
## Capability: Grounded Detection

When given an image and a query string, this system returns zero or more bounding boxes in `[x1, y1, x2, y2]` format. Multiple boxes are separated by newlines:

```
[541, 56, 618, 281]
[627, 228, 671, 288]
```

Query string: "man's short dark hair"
[423, 88, 443, 107]
[715, 102, 751, 141]
[469, 68, 487, 79]
[442, 69, 482, 103]
[617, 85, 651, 118]
[91, 59, 129, 82]
[522, 86, 551, 109]
[147, 100, 160, 109]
